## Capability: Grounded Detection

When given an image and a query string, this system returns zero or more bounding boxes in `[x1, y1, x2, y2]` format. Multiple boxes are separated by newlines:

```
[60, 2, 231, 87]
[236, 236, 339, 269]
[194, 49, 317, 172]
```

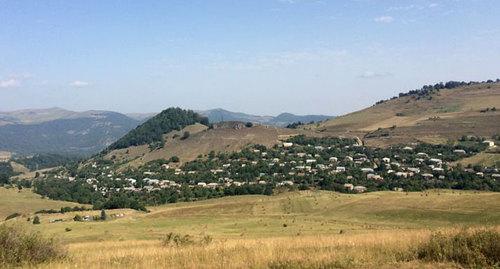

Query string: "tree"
[100, 209, 107, 221]
[32, 216, 40, 224]
[180, 131, 190, 140]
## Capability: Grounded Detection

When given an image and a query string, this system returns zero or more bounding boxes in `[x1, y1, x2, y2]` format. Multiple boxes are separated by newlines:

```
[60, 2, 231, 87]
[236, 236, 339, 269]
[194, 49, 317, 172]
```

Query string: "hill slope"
[313, 82, 500, 147]
[0, 187, 83, 220]
[105, 121, 314, 167]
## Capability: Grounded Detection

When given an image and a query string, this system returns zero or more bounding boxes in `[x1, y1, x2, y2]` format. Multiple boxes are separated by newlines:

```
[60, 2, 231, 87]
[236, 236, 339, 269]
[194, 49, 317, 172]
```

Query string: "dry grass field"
[1, 189, 498, 268]
[311, 83, 500, 147]
[39, 230, 460, 269]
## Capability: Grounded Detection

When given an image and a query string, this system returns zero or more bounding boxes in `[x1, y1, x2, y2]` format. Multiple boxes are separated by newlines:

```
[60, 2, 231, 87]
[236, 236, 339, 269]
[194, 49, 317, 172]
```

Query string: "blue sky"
[1, 0, 499, 115]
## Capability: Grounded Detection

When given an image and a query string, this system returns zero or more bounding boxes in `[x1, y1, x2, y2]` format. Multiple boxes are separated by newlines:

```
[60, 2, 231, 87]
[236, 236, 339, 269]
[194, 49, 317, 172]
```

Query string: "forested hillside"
[107, 108, 209, 151]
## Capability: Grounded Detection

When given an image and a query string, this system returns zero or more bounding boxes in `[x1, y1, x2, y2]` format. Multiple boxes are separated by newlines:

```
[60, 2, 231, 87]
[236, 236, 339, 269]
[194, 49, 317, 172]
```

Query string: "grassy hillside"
[313, 82, 500, 147]
[0, 187, 83, 220]
[5, 190, 499, 268]
[105, 122, 316, 167]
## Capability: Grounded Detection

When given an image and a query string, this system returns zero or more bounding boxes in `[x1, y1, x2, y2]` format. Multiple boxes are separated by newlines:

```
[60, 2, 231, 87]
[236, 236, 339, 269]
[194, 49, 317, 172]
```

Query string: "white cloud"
[374, 16, 394, 23]
[0, 78, 20, 88]
[358, 71, 393, 79]
[70, 80, 91, 87]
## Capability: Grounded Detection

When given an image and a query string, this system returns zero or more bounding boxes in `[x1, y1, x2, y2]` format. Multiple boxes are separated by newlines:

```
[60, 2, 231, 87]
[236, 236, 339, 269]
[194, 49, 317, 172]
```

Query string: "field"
[3, 189, 499, 268]
[0, 187, 83, 220]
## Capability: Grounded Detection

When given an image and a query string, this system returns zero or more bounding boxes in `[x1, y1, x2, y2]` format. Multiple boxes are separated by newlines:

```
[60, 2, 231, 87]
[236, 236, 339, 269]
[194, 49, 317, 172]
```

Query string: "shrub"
[100, 210, 107, 221]
[4, 213, 21, 221]
[416, 229, 500, 267]
[161, 233, 212, 247]
[245, 122, 253, 128]
[161, 232, 194, 247]
[0, 225, 66, 266]
[32, 216, 40, 225]
[73, 214, 83, 222]
[180, 131, 190, 140]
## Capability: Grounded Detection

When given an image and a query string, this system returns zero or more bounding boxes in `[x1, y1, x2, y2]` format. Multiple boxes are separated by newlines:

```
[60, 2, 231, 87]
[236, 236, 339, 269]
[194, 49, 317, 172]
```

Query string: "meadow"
[2, 189, 500, 268]
[0, 187, 82, 220]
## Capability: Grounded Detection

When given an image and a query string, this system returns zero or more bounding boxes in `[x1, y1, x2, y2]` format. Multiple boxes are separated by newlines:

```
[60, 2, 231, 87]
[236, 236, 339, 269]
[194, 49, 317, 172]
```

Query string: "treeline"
[14, 153, 82, 171]
[107, 107, 209, 151]
[375, 79, 500, 105]
[0, 162, 14, 184]
[33, 178, 273, 211]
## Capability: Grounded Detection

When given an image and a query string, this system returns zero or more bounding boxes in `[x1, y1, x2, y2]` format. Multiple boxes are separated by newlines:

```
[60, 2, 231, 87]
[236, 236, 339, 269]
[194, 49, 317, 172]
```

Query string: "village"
[34, 135, 499, 207]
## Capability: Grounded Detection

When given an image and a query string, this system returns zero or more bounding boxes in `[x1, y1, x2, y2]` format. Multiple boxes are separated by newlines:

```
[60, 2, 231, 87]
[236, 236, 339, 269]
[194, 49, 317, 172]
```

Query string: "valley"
[1, 81, 499, 269]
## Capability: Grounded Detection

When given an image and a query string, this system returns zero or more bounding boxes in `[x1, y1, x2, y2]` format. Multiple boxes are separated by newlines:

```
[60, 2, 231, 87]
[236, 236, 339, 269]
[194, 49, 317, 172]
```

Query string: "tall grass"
[0, 225, 66, 266]
[417, 228, 500, 267]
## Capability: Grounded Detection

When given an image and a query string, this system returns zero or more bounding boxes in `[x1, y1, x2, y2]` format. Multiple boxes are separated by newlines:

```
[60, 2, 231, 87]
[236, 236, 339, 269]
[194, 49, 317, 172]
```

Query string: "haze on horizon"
[1, 0, 499, 116]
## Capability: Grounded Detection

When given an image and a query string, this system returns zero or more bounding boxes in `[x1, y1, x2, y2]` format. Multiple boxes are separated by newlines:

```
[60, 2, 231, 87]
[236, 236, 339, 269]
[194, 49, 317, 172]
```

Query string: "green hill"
[107, 107, 209, 151]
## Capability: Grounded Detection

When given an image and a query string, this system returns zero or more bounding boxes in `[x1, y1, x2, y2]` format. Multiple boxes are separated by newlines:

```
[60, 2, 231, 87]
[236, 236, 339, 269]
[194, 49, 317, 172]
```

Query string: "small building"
[344, 183, 354, 191]
[361, 168, 374, 173]
[483, 140, 496, 148]
[283, 142, 294, 148]
[353, 186, 367, 193]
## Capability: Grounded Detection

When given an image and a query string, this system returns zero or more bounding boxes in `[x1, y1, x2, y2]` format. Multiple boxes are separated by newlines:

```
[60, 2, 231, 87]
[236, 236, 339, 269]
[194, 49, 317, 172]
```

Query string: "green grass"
[0, 187, 83, 221]
[9, 190, 498, 244]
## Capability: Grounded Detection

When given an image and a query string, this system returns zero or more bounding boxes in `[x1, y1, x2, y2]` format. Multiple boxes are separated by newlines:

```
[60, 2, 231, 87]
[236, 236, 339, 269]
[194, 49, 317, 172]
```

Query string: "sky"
[1, 0, 499, 116]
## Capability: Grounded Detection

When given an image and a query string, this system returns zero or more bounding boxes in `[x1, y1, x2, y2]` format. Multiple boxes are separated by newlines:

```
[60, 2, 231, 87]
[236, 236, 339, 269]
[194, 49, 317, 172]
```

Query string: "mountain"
[268, 113, 332, 126]
[311, 81, 500, 147]
[0, 107, 78, 126]
[198, 108, 333, 126]
[0, 110, 140, 156]
[125, 112, 157, 122]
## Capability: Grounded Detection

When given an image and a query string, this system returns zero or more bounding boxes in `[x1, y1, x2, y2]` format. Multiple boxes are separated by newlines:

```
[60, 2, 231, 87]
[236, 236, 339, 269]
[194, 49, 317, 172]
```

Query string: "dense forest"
[107, 107, 209, 151]
[14, 153, 82, 171]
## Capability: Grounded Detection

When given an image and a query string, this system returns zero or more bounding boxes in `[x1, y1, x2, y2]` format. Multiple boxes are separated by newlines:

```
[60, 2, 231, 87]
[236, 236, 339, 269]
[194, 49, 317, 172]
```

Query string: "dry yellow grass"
[35, 229, 474, 268]
[3, 190, 498, 268]
[311, 83, 500, 147]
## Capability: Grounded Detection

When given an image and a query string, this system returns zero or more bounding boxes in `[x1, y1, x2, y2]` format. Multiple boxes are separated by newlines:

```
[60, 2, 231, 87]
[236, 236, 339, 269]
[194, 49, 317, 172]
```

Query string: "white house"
[353, 186, 367, 193]
[283, 142, 294, 148]
[483, 140, 496, 147]
[344, 183, 354, 191]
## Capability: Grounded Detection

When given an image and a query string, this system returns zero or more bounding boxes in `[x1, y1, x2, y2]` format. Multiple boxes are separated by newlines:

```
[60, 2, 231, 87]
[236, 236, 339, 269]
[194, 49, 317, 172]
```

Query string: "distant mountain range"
[198, 108, 333, 127]
[0, 108, 141, 156]
[0, 107, 333, 156]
